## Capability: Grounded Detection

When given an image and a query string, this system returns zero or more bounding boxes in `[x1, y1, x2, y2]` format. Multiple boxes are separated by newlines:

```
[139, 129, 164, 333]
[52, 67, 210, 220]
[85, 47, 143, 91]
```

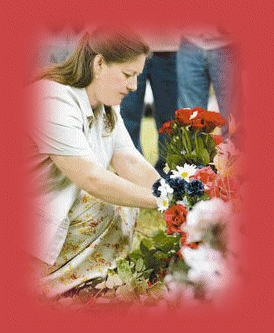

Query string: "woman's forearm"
[85, 167, 158, 208]
[111, 149, 161, 189]
[50, 154, 158, 209]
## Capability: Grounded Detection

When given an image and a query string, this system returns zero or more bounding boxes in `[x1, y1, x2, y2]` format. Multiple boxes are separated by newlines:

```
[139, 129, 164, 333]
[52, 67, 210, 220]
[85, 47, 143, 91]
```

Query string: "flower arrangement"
[147, 109, 247, 307]
[50, 109, 247, 312]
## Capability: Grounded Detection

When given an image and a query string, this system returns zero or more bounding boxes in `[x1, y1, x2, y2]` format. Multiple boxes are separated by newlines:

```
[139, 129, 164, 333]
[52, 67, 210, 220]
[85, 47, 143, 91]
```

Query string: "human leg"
[120, 61, 148, 153]
[149, 52, 178, 175]
[177, 40, 210, 109]
[208, 43, 243, 136]
[37, 191, 139, 297]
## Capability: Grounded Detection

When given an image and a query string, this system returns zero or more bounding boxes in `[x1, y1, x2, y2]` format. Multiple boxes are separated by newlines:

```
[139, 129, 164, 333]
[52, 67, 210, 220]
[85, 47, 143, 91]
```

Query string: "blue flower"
[163, 172, 172, 182]
[152, 178, 162, 197]
[167, 177, 187, 200]
[187, 179, 204, 197]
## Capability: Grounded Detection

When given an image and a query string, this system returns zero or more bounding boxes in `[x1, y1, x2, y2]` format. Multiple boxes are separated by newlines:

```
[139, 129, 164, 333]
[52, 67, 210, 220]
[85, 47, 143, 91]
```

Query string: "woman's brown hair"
[36, 26, 150, 131]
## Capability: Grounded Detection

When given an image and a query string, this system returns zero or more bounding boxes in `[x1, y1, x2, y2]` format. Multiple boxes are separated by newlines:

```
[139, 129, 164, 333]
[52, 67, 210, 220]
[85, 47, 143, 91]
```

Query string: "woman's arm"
[110, 149, 161, 189]
[50, 154, 158, 209]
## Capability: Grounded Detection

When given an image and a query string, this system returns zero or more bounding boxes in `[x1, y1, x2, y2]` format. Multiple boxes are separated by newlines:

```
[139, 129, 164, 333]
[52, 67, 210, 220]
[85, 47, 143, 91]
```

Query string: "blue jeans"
[120, 52, 178, 175]
[177, 40, 243, 136]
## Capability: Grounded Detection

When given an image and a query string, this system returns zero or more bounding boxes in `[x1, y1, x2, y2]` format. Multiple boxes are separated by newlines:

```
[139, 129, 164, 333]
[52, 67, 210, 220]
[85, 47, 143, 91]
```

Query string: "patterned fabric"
[38, 191, 139, 297]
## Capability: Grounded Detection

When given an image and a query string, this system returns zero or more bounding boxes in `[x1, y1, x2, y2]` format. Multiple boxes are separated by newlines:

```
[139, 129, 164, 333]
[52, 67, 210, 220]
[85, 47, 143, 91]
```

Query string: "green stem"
[182, 127, 192, 153]
[194, 130, 199, 153]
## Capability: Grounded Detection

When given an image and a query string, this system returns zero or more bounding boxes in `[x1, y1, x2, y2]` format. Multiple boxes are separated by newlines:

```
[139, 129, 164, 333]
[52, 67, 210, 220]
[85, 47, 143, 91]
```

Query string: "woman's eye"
[123, 72, 132, 78]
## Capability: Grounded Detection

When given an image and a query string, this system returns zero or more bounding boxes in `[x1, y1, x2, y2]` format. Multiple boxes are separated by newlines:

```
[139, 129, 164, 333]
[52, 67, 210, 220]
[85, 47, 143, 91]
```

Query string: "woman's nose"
[127, 76, 138, 92]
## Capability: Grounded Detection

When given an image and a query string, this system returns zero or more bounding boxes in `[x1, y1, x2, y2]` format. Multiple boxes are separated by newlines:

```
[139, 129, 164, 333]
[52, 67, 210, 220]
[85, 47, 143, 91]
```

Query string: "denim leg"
[149, 52, 178, 174]
[120, 62, 148, 153]
[177, 40, 210, 109]
[208, 44, 243, 136]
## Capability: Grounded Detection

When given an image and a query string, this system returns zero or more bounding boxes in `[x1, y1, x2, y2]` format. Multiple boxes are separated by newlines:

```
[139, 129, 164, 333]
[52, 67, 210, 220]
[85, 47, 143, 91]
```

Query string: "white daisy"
[170, 164, 198, 181]
[158, 178, 174, 197]
[157, 195, 170, 212]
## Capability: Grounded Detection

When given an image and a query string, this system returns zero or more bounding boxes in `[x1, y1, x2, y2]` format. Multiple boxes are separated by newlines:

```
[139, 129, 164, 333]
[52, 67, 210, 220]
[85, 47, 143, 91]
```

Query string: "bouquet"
[159, 107, 226, 169]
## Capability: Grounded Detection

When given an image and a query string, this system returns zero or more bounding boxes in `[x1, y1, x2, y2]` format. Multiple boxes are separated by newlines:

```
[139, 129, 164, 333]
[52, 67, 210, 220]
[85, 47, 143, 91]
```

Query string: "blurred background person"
[177, 23, 243, 137]
[120, 28, 180, 176]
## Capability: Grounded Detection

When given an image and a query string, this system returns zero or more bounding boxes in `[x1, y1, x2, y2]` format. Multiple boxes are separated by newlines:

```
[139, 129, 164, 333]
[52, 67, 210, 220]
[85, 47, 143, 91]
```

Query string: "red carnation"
[164, 204, 188, 234]
[191, 166, 217, 190]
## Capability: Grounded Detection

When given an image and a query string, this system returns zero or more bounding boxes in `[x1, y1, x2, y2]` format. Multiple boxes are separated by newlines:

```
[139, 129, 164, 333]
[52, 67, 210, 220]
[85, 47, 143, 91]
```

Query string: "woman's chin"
[104, 97, 124, 106]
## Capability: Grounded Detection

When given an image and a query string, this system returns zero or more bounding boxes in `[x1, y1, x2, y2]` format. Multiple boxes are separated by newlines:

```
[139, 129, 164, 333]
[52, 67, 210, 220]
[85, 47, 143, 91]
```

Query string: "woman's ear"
[93, 54, 105, 78]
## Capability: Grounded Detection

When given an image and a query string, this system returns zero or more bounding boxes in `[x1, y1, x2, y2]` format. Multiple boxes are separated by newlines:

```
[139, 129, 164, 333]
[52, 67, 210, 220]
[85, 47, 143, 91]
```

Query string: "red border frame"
[3, 0, 274, 330]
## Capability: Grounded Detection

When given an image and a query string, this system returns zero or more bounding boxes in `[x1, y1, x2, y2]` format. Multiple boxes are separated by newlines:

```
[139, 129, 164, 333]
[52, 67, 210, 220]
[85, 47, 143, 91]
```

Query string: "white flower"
[183, 198, 232, 243]
[157, 195, 170, 212]
[182, 244, 231, 297]
[158, 178, 173, 197]
[186, 198, 231, 227]
[171, 164, 198, 181]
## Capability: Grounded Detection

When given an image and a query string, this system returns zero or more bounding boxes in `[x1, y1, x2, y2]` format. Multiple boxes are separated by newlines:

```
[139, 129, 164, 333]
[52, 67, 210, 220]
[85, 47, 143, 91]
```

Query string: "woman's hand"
[50, 154, 158, 209]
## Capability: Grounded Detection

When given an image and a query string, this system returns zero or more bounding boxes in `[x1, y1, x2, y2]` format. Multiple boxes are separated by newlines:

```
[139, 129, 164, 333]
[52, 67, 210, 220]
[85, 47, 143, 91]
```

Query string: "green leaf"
[182, 127, 192, 152]
[131, 279, 148, 295]
[117, 259, 133, 283]
[199, 148, 210, 165]
[140, 238, 155, 254]
[138, 268, 153, 279]
[152, 230, 181, 253]
[128, 250, 143, 261]
[196, 135, 205, 155]
[204, 134, 218, 161]
[166, 154, 183, 170]
[135, 258, 144, 272]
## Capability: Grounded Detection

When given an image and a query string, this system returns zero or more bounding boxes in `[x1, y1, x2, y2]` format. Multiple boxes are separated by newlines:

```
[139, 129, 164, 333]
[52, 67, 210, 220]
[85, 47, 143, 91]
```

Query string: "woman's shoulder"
[25, 80, 86, 104]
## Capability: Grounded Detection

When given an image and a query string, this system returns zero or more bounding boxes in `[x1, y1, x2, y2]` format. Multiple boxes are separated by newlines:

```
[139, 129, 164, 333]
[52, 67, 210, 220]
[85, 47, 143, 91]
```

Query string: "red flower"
[175, 109, 193, 125]
[164, 204, 188, 235]
[209, 175, 239, 202]
[178, 234, 202, 259]
[174, 108, 226, 132]
[191, 166, 217, 191]
[159, 120, 177, 135]
[181, 231, 188, 246]
[185, 242, 202, 249]
[211, 134, 224, 146]
[194, 109, 226, 132]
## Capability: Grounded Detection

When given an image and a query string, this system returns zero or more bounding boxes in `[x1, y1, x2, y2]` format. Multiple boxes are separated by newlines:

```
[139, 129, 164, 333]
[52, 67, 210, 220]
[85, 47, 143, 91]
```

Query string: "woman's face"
[91, 54, 146, 106]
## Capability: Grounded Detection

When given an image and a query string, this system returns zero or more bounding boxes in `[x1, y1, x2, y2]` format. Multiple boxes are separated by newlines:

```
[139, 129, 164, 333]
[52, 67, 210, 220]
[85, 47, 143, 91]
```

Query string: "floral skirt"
[38, 191, 139, 298]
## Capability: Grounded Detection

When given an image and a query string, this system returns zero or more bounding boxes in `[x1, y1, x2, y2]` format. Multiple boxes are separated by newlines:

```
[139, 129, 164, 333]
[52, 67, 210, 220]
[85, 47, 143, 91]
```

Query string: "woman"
[26, 26, 160, 297]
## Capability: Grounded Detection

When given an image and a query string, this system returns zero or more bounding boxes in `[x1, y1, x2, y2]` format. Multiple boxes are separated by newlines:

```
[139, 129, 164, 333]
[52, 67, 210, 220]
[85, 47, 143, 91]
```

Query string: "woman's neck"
[85, 84, 102, 112]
